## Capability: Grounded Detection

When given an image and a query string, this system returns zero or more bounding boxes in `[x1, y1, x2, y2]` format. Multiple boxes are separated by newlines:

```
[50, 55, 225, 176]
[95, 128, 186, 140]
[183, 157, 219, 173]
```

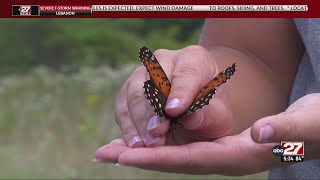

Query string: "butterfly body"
[140, 47, 236, 128]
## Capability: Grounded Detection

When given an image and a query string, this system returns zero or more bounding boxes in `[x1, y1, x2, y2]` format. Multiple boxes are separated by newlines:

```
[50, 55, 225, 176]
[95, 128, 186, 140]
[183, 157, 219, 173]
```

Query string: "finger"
[117, 133, 279, 175]
[133, 49, 176, 143]
[118, 142, 209, 173]
[145, 134, 166, 147]
[147, 115, 170, 137]
[251, 93, 320, 144]
[165, 45, 218, 117]
[118, 142, 233, 173]
[251, 94, 320, 144]
[251, 111, 320, 144]
[115, 67, 146, 148]
[95, 141, 130, 163]
[116, 101, 145, 148]
[127, 66, 167, 146]
[251, 114, 284, 143]
[181, 87, 235, 139]
[109, 138, 126, 145]
[93, 137, 165, 163]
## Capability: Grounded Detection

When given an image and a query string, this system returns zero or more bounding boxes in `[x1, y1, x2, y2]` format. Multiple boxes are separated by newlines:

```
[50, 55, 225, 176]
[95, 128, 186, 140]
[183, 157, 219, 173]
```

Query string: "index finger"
[165, 45, 219, 117]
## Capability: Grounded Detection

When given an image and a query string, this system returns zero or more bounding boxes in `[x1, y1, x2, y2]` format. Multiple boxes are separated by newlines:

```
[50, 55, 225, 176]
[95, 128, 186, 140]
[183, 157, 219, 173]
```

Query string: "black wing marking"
[223, 63, 236, 81]
[185, 88, 216, 116]
[143, 80, 166, 117]
[139, 47, 157, 62]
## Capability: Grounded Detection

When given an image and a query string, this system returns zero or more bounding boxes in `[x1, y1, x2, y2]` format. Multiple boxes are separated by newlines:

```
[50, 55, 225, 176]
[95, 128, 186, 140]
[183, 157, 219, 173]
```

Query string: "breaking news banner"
[272, 141, 305, 162]
[91, 5, 308, 11]
[12, 5, 39, 16]
[11, 5, 309, 17]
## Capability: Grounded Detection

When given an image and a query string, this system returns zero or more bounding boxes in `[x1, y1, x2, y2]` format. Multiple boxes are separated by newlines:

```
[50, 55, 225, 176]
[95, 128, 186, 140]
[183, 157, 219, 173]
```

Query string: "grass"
[0, 64, 267, 179]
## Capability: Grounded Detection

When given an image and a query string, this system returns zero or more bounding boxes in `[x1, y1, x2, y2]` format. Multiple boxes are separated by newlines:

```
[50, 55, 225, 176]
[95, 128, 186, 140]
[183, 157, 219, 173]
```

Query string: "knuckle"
[176, 46, 216, 79]
[173, 65, 201, 81]
[183, 45, 207, 54]
[116, 83, 128, 101]
[170, 66, 202, 100]
[181, 45, 214, 66]
[126, 68, 147, 107]
[116, 109, 131, 125]
[127, 86, 145, 107]
[155, 148, 169, 157]
[184, 145, 201, 169]
[133, 66, 146, 75]
[283, 115, 299, 140]
[115, 86, 129, 126]
[121, 125, 134, 136]
[115, 91, 123, 105]
[153, 48, 170, 58]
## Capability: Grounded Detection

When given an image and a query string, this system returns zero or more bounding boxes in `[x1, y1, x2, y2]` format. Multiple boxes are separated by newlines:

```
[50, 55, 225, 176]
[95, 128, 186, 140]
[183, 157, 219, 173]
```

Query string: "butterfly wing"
[139, 47, 171, 102]
[184, 63, 236, 116]
[140, 46, 236, 124]
[143, 80, 166, 117]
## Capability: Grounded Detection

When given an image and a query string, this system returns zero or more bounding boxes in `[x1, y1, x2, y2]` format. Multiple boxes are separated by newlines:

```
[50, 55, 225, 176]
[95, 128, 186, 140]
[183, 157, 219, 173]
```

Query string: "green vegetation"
[0, 19, 267, 179]
[0, 19, 203, 73]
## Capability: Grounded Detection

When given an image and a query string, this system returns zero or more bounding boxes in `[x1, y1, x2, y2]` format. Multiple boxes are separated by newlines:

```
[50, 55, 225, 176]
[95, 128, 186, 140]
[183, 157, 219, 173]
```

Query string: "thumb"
[251, 113, 305, 144]
[251, 115, 292, 143]
[165, 45, 218, 117]
[251, 94, 320, 144]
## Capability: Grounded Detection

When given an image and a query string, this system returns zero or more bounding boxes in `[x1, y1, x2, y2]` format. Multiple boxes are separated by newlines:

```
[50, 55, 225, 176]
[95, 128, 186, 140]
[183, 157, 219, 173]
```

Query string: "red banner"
[39, 5, 92, 16]
[1, 0, 319, 18]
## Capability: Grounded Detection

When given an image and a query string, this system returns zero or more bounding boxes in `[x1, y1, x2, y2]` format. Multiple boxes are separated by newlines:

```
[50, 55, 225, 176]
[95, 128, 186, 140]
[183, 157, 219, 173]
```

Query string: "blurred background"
[0, 18, 266, 179]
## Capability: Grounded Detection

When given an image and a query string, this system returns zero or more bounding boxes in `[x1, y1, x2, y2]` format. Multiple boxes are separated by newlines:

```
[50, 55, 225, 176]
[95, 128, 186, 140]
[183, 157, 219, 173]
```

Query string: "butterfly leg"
[169, 118, 184, 129]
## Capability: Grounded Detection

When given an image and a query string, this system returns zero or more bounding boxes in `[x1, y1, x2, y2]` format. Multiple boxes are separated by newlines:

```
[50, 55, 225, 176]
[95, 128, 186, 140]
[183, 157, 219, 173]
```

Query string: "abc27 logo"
[12, 5, 40, 16]
[273, 141, 304, 162]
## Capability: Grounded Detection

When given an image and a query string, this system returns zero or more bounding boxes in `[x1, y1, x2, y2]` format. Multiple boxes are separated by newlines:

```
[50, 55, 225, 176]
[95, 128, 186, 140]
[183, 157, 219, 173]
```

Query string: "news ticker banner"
[3, 0, 320, 17]
[11, 5, 309, 16]
[92, 5, 308, 11]
[4, 0, 320, 18]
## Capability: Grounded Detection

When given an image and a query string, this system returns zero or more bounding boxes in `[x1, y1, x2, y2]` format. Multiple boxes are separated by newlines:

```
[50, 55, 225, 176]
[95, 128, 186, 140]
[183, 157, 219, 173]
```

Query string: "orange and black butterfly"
[139, 47, 236, 127]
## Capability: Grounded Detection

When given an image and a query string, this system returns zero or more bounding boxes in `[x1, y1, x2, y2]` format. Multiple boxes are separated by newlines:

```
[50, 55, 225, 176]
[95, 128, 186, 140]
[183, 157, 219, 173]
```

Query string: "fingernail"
[129, 136, 142, 147]
[92, 158, 114, 163]
[166, 98, 181, 109]
[258, 125, 274, 143]
[145, 133, 160, 145]
[147, 116, 162, 131]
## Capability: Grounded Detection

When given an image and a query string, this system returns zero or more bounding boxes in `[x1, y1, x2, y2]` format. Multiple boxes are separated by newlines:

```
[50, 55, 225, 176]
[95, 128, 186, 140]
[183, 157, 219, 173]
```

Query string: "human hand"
[251, 93, 320, 159]
[94, 128, 279, 175]
[94, 93, 320, 175]
[115, 45, 237, 147]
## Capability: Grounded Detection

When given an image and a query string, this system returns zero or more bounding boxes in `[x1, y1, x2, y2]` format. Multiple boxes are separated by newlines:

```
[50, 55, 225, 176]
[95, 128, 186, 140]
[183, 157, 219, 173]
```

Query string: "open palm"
[95, 128, 283, 175]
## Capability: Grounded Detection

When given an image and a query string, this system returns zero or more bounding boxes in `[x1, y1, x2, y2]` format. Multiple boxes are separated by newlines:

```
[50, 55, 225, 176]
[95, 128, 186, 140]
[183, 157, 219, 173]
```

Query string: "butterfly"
[139, 46, 236, 128]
